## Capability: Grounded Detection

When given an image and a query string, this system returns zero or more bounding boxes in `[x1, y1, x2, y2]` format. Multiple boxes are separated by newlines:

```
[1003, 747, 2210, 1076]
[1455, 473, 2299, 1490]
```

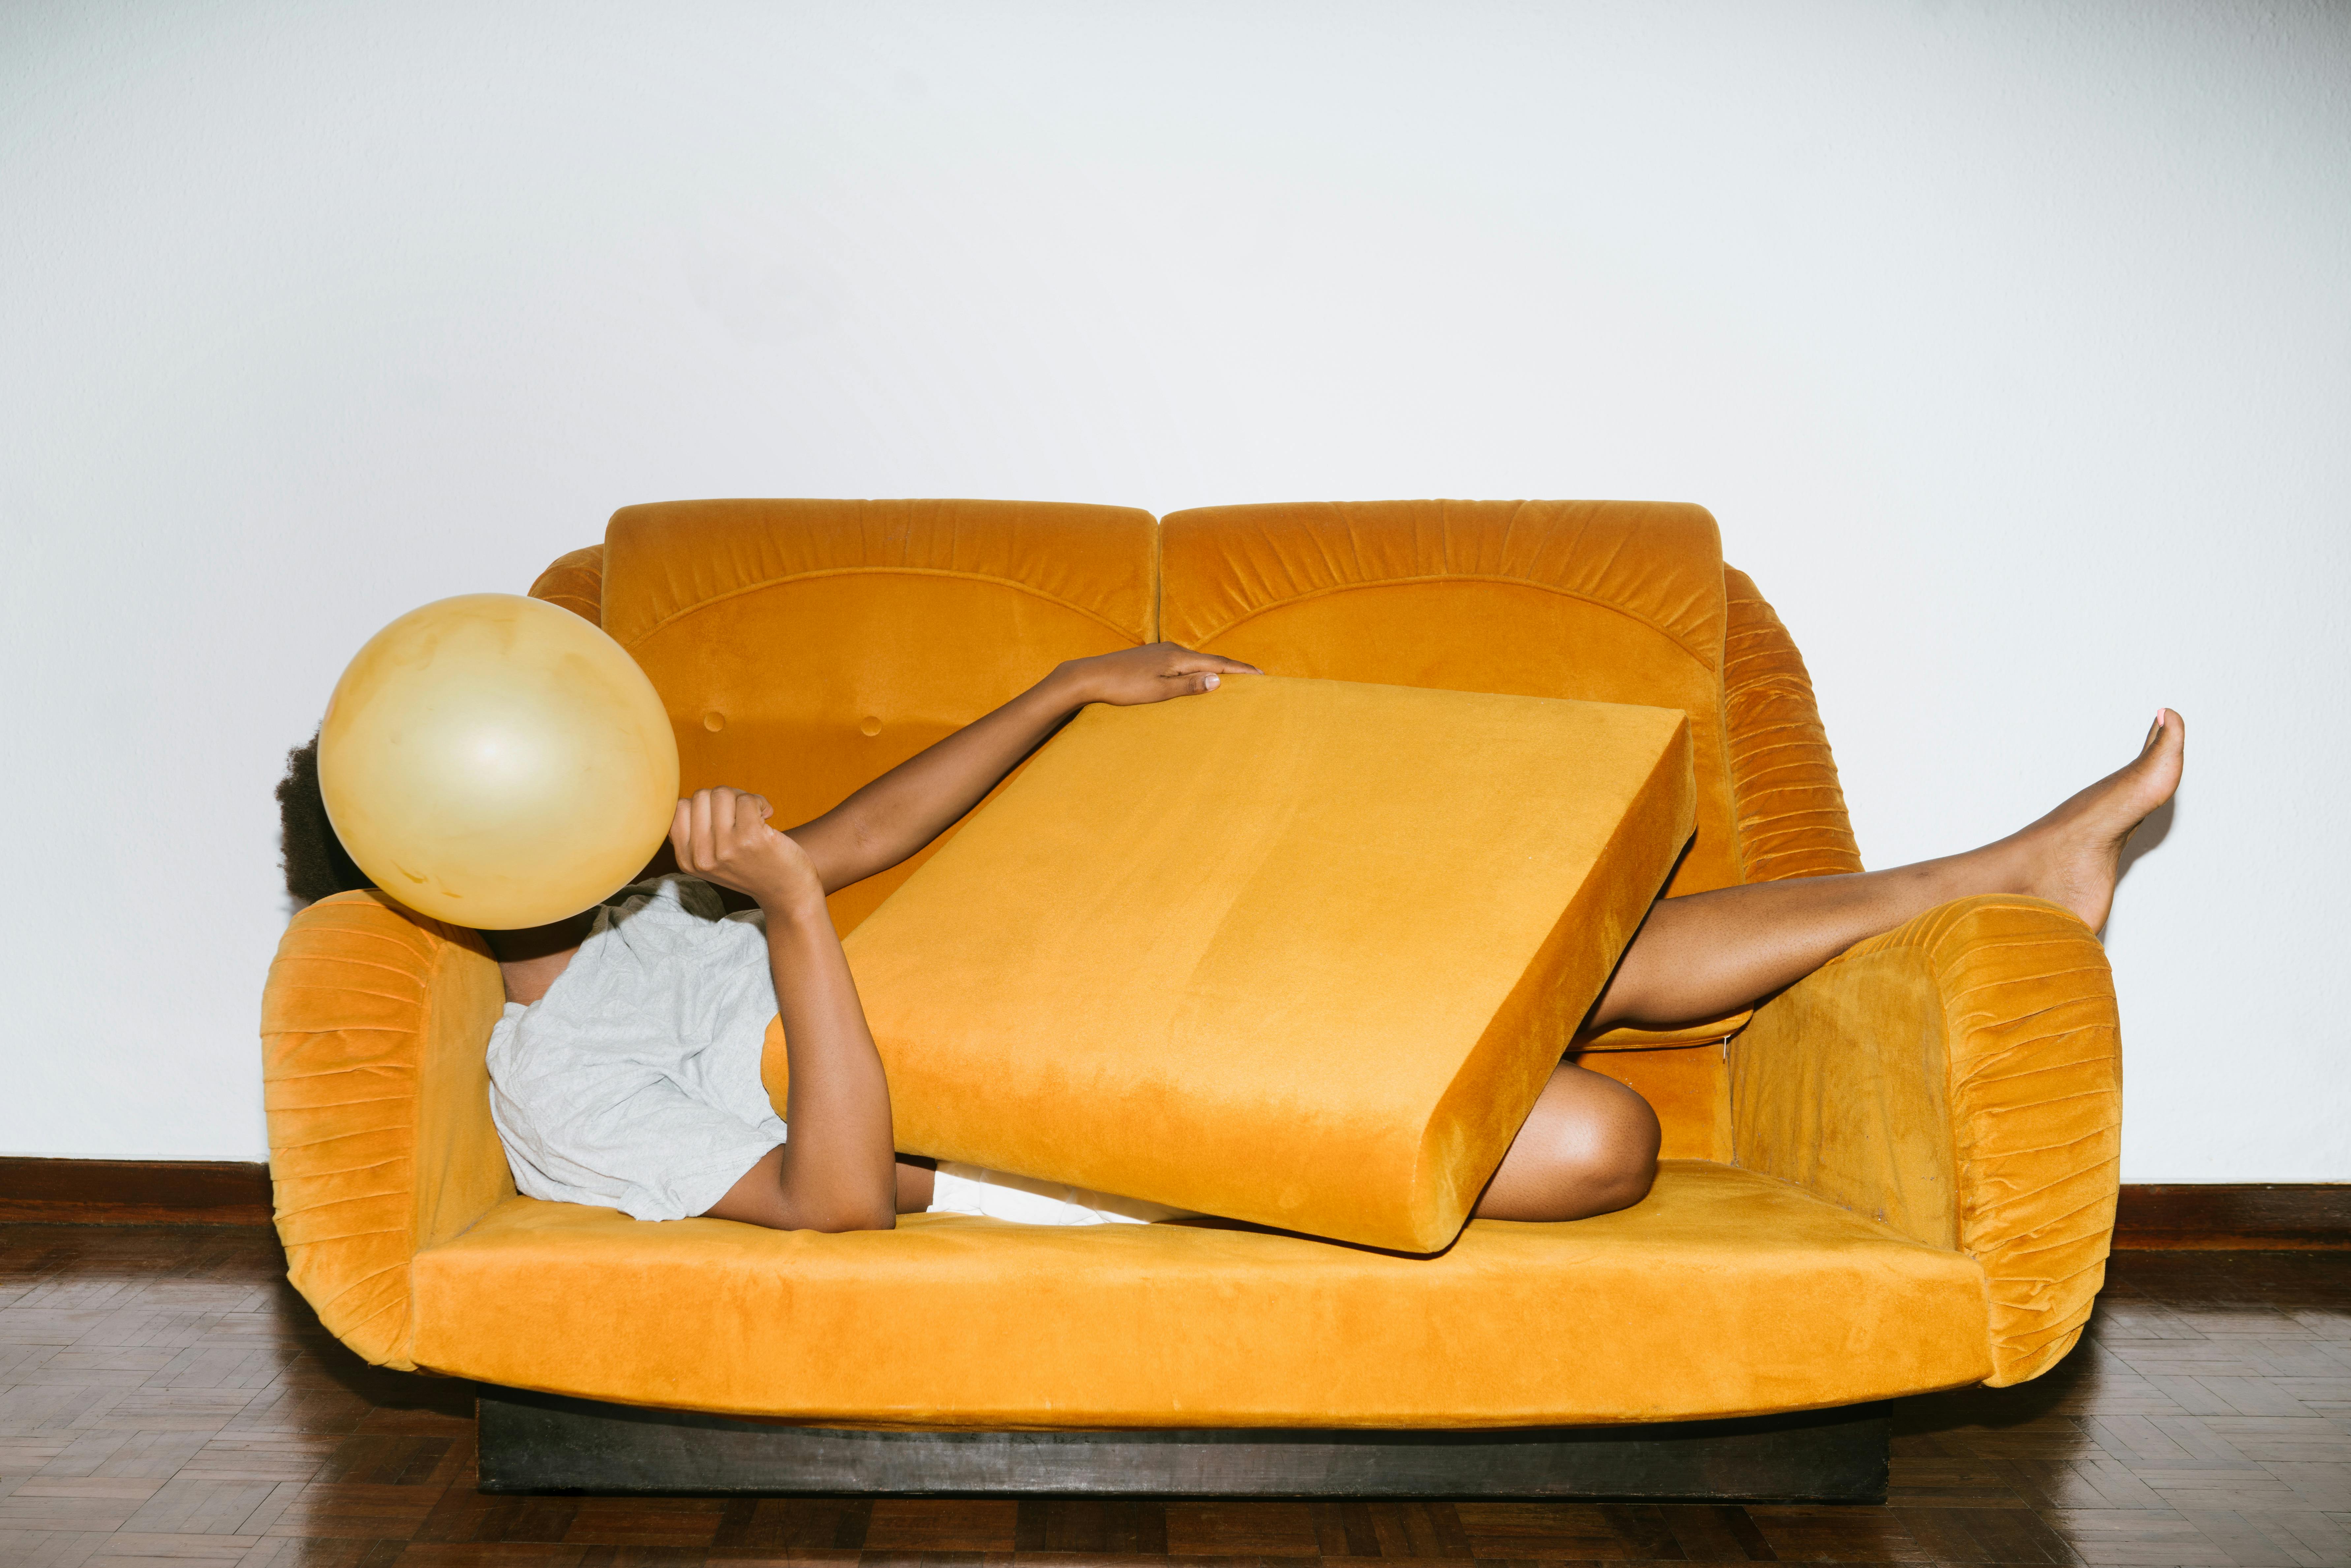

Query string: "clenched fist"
[670, 787, 825, 915]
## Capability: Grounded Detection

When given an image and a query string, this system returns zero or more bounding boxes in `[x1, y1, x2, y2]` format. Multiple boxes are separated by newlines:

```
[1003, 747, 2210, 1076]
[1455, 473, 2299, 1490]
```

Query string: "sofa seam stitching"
[1172, 574, 1723, 673]
[614, 567, 1147, 651]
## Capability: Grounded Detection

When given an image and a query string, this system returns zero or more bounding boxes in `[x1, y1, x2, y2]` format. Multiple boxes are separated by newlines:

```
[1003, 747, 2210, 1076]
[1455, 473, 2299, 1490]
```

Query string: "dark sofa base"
[476, 1387, 1889, 1501]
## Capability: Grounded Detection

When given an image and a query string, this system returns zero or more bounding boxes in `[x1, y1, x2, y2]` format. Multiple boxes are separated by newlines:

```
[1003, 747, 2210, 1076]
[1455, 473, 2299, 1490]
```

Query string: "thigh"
[1475, 1062, 1661, 1222]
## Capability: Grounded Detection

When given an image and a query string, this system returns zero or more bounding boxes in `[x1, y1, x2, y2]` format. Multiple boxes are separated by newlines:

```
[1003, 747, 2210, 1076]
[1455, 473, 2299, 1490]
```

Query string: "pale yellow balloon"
[319, 593, 680, 930]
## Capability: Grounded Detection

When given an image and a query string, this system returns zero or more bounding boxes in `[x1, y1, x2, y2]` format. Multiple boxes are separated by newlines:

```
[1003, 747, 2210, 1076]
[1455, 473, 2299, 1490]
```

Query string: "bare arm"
[785, 643, 1260, 895]
[675, 787, 898, 1232]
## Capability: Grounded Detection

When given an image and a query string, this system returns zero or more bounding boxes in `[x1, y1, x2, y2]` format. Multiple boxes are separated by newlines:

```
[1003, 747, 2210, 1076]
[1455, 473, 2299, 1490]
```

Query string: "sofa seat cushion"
[831, 675, 1695, 1254]
[409, 1161, 1990, 1427]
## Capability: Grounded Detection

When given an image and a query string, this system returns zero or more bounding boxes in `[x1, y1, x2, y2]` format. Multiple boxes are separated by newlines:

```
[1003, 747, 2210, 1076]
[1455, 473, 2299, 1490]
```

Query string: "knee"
[1495, 1070, 1661, 1223]
[1554, 1078, 1661, 1220]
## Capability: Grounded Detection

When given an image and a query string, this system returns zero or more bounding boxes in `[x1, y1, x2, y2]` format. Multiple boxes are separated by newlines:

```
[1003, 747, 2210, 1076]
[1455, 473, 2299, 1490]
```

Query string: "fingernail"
[1203, 675, 1219, 689]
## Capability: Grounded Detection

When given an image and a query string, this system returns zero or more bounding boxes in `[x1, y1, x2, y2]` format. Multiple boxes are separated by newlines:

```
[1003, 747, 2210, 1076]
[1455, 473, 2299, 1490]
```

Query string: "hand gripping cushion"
[791, 675, 1694, 1252]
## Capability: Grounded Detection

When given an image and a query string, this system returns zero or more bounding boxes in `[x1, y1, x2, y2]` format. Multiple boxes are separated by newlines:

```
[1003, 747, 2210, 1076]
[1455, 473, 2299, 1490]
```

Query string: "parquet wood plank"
[257, 1481, 445, 1542]
[0, 1529, 118, 1568]
[559, 1495, 731, 1548]
[1885, 1508, 1994, 1564]
[1910, 1500, 2076, 1564]
[2253, 1506, 2351, 1564]
[856, 1500, 1021, 1553]
[1161, 1502, 1323, 1557]
[703, 1498, 871, 1554]
[226, 1481, 315, 1539]
[371, 1547, 588, 1567]
[2033, 1508, 2234, 1565]
[1355, 1503, 1470, 1561]
[2189, 1423, 2351, 1464]
[80, 1530, 262, 1565]
[86, 1430, 217, 1482]
[0, 1476, 166, 1529]
[417, 1491, 583, 1547]
[176, 1434, 342, 1484]
[234, 1540, 411, 1568]
[1654, 1501, 1765, 1559]
[2262, 1461, 2351, 1509]
[1451, 1501, 1671, 1560]
[1023, 1499, 1171, 1555]
[2176, 1505, 2331, 1568]
[1745, 1503, 1934, 1561]
[119, 1476, 290, 1535]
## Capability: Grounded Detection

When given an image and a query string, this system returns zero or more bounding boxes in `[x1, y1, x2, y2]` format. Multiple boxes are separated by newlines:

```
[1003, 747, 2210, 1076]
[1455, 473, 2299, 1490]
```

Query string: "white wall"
[4, 0, 2344, 1176]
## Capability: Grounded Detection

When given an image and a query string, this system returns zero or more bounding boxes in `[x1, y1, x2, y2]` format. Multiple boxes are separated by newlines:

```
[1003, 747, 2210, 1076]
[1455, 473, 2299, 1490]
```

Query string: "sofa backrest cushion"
[602, 498, 1156, 931]
[1159, 500, 1737, 896]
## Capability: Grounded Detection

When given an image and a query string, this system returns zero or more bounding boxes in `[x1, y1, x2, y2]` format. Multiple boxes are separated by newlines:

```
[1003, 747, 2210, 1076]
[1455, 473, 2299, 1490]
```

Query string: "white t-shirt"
[485, 875, 1184, 1227]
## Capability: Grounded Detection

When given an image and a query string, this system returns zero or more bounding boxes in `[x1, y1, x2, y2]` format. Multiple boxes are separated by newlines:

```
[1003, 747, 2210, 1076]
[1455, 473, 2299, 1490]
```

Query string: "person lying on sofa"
[279, 645, 2185, 1237]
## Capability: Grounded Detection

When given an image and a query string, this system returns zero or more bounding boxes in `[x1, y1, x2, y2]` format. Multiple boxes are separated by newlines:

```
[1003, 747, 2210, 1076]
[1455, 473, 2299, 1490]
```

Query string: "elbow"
[796, 1200, 897, 1235]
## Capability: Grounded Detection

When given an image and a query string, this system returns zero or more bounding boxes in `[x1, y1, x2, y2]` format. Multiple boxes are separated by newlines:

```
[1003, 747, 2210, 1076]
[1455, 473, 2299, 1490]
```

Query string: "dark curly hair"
[276, 730, 373, 905]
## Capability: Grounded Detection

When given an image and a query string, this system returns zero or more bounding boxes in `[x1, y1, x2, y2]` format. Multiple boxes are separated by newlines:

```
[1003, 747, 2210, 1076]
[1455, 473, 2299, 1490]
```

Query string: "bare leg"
[1591, 709, 2185, 1032]
[1476, 1063, 1660, 1220]
[1479, 710, 2185, 1224]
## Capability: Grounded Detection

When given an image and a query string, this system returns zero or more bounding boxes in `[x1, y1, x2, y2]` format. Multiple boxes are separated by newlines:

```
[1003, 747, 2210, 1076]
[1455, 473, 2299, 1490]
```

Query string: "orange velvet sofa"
[260, 499, 2122, 1493]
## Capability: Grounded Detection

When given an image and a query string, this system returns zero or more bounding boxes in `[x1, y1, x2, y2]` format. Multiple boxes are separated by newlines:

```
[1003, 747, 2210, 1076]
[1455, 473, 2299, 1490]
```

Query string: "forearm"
[763, 898, 897, 1231]
[675, 788, 900, 1233]
[795, 669, 1087, 891]
[782, 642, 1257, 895]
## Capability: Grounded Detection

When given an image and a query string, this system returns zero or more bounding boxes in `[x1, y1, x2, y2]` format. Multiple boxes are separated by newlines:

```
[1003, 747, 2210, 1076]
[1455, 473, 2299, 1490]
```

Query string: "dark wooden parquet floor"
[1, 1226, 2345, 1568]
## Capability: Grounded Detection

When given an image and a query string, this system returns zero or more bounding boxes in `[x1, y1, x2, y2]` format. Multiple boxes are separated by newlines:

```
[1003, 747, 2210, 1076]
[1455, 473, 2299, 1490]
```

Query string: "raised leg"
[1480, 709, 2185, 1222]
[1591, 709, 2185, 1032]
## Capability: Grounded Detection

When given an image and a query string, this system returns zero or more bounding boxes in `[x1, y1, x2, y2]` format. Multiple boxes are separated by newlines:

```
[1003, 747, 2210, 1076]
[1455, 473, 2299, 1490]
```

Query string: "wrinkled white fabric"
[485, 875, 1183, 1226]
[487, 876, 785, 1221]
[930, 1163, 1190, 1226]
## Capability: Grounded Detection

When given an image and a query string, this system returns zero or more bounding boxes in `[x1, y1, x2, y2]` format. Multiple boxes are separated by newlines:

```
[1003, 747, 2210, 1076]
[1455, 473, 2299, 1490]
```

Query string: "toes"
[2137, 709, 2185, 769]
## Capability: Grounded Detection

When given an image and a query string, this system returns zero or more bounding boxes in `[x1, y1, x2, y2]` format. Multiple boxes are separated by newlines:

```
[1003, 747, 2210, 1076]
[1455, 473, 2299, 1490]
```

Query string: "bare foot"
[2008, 709, 2186, 933]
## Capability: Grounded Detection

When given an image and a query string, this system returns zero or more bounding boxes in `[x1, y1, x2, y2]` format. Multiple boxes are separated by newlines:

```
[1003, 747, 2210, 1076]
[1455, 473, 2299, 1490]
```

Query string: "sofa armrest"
[1728, 894, 2121, 1385]
[261, 891, 512, 1370]
[528, 544, 605, 626]
[1720, 566, 1865, 884]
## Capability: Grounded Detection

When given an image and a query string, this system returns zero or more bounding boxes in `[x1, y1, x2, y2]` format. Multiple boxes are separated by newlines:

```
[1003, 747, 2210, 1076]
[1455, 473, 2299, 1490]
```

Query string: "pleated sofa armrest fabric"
[1720, 567, 1863, 885]
[261, 891, 513, 1371]
[1728, 894, 2121, 1386]
[528, 545, 606, 626]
